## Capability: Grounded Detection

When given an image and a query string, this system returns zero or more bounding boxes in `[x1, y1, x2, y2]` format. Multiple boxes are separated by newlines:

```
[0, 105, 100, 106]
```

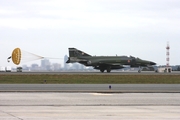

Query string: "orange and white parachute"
[8, 48, 44, 65]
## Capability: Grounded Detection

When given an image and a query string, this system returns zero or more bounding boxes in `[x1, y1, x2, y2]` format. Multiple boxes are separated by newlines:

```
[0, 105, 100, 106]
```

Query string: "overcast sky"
[0, 0, 180, 67]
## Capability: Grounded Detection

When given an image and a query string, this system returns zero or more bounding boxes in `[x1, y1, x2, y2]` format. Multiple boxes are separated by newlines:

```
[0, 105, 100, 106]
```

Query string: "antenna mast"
[166, 42, 170, 67]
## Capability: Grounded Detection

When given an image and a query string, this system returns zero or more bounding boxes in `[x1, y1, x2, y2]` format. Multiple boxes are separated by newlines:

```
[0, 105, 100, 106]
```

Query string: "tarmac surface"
[1, 71, 180, 119]
[0, 92, 180, 120]
[0, 84, 180, 93]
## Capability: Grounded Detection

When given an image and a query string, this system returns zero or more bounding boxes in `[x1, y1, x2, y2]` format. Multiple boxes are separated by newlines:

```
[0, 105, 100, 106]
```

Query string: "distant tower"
[166, 42, 170, 67]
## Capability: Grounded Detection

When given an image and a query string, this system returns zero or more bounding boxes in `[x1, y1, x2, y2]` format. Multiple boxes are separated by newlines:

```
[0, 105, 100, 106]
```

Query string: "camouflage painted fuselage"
[66, 48, 156, 72]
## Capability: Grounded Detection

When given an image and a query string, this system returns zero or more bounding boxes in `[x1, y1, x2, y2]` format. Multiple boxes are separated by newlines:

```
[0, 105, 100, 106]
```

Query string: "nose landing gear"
[138, 66, 142, 73]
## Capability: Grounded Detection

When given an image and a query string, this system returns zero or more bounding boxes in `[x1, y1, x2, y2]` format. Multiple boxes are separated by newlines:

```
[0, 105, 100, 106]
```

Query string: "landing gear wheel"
[138, 66, 142, 73]
[107, 69, 111, 73]
[100, 69, 105, 73]
[107, 66, 111, 73]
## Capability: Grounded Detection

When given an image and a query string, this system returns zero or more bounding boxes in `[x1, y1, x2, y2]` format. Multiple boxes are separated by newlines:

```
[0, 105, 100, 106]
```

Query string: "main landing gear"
[100, 68, 105, 73]
[100, 66, 111, 73]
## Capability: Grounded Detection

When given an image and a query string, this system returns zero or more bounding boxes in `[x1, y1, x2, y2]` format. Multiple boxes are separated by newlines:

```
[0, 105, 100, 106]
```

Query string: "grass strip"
[0, 74, 180, 84]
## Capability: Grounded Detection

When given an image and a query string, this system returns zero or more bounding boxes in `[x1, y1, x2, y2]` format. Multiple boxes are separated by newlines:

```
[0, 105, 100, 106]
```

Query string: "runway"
[0, 84, 180, 93]
[1, 72, 180, 119]
[0, 92, 180, 119]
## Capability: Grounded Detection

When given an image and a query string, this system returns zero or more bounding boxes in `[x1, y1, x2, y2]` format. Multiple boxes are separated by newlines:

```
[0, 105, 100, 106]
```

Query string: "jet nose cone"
[150, 62, 156, 65]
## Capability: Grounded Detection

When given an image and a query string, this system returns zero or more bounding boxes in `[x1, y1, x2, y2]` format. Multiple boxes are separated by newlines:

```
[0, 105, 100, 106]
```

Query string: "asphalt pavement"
[0, 84, 180, 93]
[0, 92, 180, 119]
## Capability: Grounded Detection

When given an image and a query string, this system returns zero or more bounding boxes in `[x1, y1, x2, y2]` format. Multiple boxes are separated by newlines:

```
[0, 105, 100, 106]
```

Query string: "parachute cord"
[22, 50, 44, 59]
[43, 57, 63, 59]
[22, 50, 62, 59]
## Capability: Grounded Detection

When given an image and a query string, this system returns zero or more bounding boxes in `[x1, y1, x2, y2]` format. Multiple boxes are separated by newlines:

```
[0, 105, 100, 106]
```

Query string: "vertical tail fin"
[68, 48, 91, 57]
[66, 48, 91, 63]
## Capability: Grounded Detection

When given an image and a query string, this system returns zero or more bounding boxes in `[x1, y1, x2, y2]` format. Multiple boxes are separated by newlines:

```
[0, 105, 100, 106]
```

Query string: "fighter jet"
[66, 48, 156, 73]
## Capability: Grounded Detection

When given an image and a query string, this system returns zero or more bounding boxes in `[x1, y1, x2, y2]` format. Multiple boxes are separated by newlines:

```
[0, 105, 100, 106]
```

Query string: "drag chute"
[12, 48, 21, 65]
[8, 48, 44, 65]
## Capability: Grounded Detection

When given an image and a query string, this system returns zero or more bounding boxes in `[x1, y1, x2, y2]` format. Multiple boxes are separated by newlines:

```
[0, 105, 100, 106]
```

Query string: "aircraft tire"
[100, 69, 105, 73]
[107, 66, 111, 73]
[107, 69, 111, 73]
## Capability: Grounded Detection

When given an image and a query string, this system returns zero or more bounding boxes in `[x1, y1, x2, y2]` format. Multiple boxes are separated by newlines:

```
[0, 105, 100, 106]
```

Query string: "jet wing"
[97, 62, 124, 67]
[101, 63, 122, 66]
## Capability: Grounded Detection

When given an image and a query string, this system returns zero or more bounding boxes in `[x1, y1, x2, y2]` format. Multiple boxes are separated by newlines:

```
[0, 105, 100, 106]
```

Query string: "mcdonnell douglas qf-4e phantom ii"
[66, 48, 156, 73]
